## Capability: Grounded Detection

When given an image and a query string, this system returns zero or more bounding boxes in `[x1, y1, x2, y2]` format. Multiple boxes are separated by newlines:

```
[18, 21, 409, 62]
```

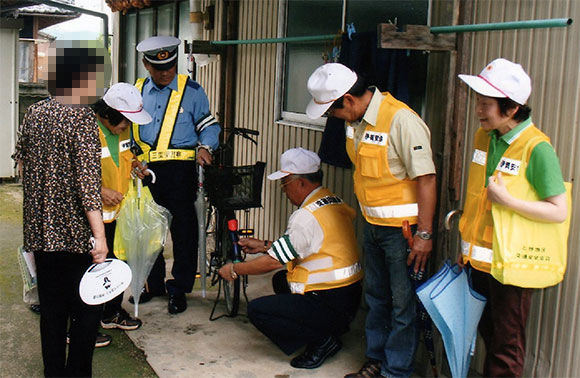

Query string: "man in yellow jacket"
[92, 83, 152, 340]
[306, 63, 437, 378]
[219, 148, 362, 370]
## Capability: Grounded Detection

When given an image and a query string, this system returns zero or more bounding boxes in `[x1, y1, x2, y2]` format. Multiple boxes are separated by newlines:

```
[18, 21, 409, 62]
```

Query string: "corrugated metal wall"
[462, 1, 580, 376]
[194, 0, 579, 375]
[198, 0, 359, 242]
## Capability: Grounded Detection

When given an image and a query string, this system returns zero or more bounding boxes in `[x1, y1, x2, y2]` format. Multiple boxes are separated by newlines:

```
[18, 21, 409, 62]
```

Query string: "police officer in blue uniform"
[131, 36, 220, 314]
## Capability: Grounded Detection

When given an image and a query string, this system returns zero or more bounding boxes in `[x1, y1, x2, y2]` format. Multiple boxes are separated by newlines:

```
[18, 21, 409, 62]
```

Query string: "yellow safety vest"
[133, 74, 196, 162]
[286, 188, 363, 294]
[99, 127, 133, 223]
[345, 92, 418, 226]
[459, 124, 549, 273]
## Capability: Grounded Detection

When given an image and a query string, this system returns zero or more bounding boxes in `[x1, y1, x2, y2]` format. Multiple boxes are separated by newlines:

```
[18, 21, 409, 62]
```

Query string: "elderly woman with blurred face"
[13, 41, 110, 377]
[457, 58, 567, 377]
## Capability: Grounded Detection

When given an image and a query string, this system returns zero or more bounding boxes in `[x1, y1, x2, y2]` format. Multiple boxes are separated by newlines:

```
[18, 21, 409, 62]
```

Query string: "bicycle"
[199, 127, 266, 319]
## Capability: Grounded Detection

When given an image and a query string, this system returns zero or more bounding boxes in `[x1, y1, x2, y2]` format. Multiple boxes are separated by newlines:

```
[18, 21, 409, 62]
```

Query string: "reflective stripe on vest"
[103, 209, 117, 222]
[361, 203, 418, 219]
[133, 74, 196, 162]
[289, 262, 362, 294]
[461, 240, 492, 264]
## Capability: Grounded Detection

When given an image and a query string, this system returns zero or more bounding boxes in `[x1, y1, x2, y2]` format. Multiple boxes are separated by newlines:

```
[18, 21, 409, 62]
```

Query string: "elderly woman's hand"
[487, 172, 513, 207]
[91, 235, 108, 263]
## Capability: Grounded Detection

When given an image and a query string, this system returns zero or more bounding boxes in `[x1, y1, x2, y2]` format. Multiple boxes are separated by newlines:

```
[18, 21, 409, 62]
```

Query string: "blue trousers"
[363, 222, 417, 378]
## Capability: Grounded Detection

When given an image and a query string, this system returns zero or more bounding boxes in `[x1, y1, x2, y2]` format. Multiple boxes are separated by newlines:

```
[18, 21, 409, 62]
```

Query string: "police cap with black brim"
[136, 36, 181, 71]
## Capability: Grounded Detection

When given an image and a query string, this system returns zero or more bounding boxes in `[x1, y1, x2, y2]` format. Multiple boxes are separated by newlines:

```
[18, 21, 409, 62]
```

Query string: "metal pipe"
[211, 34, 337, 45]
[208, 18, 572, 46]
[431, 18, 572, 34]
[36, 0, 109, 49]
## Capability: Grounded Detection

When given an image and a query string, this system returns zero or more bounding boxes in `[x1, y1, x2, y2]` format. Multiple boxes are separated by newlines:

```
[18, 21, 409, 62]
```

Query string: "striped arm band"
[269, 235, 299, 264]
[195, 113, 219, 133]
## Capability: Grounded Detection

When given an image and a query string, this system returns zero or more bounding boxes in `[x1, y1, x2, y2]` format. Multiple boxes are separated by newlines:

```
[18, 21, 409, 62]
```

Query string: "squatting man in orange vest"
[219, 147, 363, 370]
[457, 58, 568, 377]
[306, 63, 437, 378]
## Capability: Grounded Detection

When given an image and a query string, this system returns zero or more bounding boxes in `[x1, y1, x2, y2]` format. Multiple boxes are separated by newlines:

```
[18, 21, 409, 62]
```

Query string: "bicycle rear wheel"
[219, 214, 240, 316]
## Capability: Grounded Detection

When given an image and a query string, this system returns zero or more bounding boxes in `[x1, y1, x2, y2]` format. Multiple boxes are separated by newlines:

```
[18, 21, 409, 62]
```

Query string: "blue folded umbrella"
[417, 262, 486, 378]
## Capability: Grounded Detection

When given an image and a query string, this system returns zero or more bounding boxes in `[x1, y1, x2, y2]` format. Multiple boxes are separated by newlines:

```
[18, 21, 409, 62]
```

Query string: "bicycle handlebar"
[224, 127, 259, 145]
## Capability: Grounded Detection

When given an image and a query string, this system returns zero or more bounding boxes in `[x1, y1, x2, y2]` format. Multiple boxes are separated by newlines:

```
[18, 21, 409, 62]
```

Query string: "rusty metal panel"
[462, 0, 580, 376]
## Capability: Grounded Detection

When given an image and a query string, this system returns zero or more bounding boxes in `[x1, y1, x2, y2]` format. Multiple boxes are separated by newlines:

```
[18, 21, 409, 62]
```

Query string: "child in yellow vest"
[91, 83, 152, 339]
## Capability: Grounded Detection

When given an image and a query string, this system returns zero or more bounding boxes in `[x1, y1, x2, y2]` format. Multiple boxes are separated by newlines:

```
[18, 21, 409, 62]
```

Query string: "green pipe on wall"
[208, 18, 572, 46]
[430, 18, 572, 34]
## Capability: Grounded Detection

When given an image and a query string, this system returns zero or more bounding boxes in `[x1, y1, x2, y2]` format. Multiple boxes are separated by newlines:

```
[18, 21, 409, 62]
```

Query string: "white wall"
[0, 26, 19, 178]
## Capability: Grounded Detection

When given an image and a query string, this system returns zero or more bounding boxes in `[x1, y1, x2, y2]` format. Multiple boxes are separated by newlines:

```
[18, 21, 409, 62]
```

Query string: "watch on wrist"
[230, 263, 238, 279]
[415, 230, 432, 240]
[198, 144, 213, 153]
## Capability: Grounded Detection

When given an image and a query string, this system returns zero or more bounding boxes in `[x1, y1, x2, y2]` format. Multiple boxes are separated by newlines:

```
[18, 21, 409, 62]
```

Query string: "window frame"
[118, 1, 182, 84]
[274, 0, 431, 131]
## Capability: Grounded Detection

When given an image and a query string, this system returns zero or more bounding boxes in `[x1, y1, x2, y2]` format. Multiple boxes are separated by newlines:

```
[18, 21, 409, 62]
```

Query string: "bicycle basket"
[205, 161, 266, 211]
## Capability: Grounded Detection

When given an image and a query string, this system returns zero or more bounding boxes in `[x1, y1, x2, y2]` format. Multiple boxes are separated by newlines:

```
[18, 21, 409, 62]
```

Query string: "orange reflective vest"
[345, 92, 418, 226]
[133, 74, 196, 162]
[459, 124, 549, 273]
[286, 188, 363, 294]
[99, 126, 133, 223]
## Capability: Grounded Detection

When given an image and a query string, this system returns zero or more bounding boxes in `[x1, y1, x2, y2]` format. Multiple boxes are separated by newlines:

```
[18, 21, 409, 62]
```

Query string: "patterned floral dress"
[13, 97, 102, 254]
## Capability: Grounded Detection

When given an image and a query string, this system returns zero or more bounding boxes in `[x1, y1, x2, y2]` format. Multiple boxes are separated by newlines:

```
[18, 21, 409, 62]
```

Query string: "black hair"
[496, 97, 532, 122]
[328, 74, 370, 110]
[296, 169, 324, 184]
[91, 99, 127, 126]
[47, 45, 107, 96]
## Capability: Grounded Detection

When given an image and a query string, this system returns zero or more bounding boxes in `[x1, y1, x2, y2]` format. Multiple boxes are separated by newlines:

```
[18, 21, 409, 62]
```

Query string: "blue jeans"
[364, 222, 417, 377]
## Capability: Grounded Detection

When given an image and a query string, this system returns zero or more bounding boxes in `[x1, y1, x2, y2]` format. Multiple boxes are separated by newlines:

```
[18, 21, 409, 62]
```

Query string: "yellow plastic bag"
[113, 179, 171, 261]
[491, 138, 572, 288]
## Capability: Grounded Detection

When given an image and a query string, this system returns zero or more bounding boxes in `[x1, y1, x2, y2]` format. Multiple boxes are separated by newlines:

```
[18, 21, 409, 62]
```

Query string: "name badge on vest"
[362, 131, 387, 146]
[346, 126, 354, 139]
[496, 157, 521, 175]
[472, 149, 486, 166]
[120, 139, 131, 152]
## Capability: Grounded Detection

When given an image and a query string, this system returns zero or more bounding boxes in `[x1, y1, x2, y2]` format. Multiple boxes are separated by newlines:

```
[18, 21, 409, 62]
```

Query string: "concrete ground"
[0, 182, 369, 378]
[123, 266, 368, 378]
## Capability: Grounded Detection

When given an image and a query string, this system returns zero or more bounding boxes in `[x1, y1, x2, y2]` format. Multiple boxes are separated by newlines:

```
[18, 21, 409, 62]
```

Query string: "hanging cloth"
[318, 31, 411, 168]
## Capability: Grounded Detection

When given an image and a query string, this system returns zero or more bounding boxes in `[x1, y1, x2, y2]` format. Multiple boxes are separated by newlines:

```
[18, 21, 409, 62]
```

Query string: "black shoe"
[290, 336, 341, 369]
[66, 332, 112, 348]
[168, 293, 187, 314]
[344, 359, 384, 378]
[101, 309, 142, 331]
[129, 288, 159, 304]
[29, 304, 41, 315]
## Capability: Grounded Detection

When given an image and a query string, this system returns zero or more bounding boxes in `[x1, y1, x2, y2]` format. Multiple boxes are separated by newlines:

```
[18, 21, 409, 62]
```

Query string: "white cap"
[136, 36, 181, 54]
[306, 63, 358, 119]
[458, 58, 532, 105]
[103, 82, 152, 125]
[136, 36, 181, 69]
[267, 148, 321, 180]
